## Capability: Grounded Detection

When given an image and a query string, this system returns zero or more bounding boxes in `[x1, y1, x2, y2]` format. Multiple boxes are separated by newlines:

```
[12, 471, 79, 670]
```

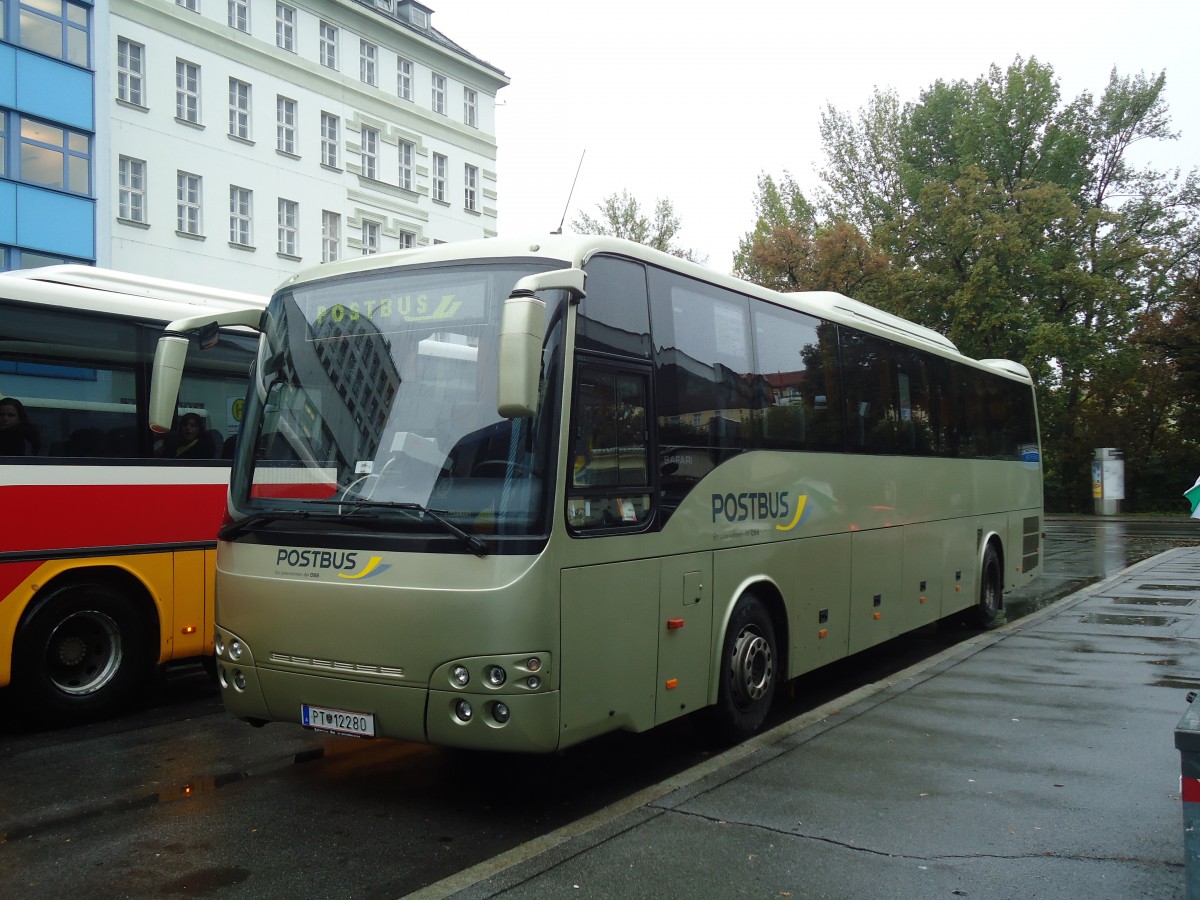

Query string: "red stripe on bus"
[0, 483, 228, 553]
[1184, 777, 1200, 804]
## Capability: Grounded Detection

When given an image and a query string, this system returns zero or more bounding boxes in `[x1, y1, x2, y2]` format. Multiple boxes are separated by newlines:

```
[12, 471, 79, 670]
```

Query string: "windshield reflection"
[231, 261, 566, 542]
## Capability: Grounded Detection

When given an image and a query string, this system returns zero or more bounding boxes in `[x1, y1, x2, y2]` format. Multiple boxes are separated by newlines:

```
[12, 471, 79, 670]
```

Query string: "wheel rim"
[729, 626, 774, 709]
[45, 609, 123, 696]
[982, 560, 1000, 615]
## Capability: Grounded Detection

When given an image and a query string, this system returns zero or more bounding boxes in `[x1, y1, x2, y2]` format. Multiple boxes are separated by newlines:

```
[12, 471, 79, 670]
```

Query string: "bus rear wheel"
[966, 544, 1002, 630]
[712, 595, 778, 743]
[14, 582, 147, 725]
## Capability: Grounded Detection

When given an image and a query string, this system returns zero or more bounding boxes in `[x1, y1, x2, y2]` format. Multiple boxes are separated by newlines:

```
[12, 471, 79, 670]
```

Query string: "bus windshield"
[230, 260, 567, 543]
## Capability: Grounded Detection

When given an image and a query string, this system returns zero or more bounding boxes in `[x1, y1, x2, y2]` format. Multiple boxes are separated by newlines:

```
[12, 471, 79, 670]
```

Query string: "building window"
[360, 40, 377, 86]
[431, 74, 446, 115]
[322, 210, 340, 263]
[228, 78, 251, 140]
[397, 140, 414, 191]
[397, 57, 412, 100]
[362, 220, 380, 255]
[319, 21, 337, 69]
[20, 117, 90, 195]
[118, 156, 146, 223]
[176, 171, 202, 235]
[360, 125, 378, 180]
[276, 96, 297, 154]
[177, 0, 198, 10]
[18, 0, 89, 66]
[175, 60, 201, 123]
[463, 88, 477, 128]
[277, 198, 298, 256]
[227, 0, 249, 32]
[229, 186, 252, 246]
[275, 3, 295, 52]
[116, 38, 144, 106]
[398, 231, 415, 250]
[320, 112, 339, 168]
[464, 163, 478, 211]
[432, 153, 447, 203]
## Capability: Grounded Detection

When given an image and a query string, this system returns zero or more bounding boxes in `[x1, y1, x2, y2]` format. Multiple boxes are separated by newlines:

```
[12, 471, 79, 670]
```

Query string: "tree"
[733, 173, 888, 294]
[571, 191, 705, 262]
[740, 57, 1200, 511]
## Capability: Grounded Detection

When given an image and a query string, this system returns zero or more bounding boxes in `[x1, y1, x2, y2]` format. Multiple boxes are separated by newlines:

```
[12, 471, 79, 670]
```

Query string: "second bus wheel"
[13, 581, 148, 725]
[712, 594, 778, 743]
[965, 543, 1003, 629]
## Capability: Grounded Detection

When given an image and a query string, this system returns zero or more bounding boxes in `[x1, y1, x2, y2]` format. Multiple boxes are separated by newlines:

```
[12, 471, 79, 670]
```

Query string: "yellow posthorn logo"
[336, 556, 390, 580]
[775, 495, 808, 532]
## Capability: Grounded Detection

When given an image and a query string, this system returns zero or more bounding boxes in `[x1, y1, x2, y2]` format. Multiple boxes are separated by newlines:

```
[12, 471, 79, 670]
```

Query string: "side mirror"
[149, 306, 266, 433]
[497, 268, 585, 418]
[149, 336, 190, 433]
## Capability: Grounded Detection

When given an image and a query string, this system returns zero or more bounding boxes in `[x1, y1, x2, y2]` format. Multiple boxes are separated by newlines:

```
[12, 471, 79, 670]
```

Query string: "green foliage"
[571, 191, 705, 263]
[738, 56, 1200, 511]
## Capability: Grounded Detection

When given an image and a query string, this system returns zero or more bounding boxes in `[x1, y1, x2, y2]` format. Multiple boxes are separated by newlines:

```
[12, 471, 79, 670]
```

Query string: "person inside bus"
[163, 412, 218, 459]
[0, 396, 40, 456]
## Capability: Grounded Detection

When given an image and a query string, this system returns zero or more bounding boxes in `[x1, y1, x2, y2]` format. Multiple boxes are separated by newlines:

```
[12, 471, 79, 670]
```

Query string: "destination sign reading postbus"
[308, 279, 488, 336]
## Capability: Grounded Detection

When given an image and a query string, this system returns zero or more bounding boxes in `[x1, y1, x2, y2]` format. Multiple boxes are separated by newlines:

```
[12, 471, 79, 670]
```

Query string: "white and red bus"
[0, 266, 265, 724]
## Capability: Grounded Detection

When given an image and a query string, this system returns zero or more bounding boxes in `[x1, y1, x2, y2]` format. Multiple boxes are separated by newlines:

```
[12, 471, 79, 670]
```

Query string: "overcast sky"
[433, 0, 1200, 272]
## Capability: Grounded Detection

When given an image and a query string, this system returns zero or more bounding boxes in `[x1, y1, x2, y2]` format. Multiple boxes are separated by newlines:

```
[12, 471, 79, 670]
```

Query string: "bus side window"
[567, 364, 651, 531]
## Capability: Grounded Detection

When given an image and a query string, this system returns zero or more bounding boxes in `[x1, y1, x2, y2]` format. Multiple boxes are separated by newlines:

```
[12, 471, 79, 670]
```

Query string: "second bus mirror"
[149, 335, 190, 433]
[497, 268, 585, 419]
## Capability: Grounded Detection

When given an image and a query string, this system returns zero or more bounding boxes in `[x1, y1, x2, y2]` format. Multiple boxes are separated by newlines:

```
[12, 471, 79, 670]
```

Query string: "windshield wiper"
[394, 502, 488, 557]
[219, 509, 321, 540]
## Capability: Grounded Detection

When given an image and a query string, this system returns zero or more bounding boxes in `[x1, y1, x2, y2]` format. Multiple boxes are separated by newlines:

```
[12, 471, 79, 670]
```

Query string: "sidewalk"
[418, 547, 1199, 899]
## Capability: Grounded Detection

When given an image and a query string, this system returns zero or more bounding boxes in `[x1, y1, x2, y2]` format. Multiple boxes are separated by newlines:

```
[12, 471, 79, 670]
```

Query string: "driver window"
[567, 363, 651, 531]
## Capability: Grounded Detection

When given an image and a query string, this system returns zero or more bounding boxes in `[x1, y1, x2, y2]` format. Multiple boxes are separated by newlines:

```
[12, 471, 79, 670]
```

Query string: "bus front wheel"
[966, 544, 1002, 630]
[13, 582, 148, 724]
[712, 595, 778, 743]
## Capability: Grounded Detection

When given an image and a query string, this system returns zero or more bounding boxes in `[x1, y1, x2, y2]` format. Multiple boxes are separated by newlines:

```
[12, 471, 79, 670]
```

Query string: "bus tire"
[966, 543, 1002, 630]
[712, 594, 777, 743]
[13, 582, 148, 724]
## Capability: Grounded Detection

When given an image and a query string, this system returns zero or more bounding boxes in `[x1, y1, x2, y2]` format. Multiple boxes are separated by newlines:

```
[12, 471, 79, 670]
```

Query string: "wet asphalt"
[424, 544, 1199, 899]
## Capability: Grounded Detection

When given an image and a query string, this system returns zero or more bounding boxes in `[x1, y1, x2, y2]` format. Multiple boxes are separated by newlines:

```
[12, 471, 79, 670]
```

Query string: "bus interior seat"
[204, 430, 225, 459]
[66, 427, 107, 457]
[106, 426, 140, 458]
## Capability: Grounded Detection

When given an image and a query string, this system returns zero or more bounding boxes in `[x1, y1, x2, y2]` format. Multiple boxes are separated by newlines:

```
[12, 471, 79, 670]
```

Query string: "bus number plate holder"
[302, 704, 377, 738]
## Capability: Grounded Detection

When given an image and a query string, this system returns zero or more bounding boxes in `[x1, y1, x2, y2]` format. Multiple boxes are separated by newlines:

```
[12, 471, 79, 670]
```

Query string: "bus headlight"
[214, 632, 225, 656]
[232, 669, 246, 691]
[484, 665, 506, 687]
[450, 665, 470, 687]
[229, 639, 244, 661]
[454, 699, 473, 722]
[527, 675, 541, 690]
[492, 702, 510, 724]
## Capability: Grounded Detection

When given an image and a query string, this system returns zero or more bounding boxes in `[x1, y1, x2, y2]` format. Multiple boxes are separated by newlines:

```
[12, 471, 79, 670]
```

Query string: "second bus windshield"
[233, 260, 566, 541]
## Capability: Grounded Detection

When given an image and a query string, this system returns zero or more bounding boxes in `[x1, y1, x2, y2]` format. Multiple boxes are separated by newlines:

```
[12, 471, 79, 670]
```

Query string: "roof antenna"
[552, 150, 586, 234]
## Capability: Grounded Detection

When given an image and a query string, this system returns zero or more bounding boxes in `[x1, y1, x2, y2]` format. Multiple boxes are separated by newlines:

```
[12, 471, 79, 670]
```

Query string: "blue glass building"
[0, 0, 96, 270]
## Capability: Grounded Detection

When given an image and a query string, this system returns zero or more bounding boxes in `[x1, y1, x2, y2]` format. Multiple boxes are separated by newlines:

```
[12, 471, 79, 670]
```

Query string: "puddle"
[1152, 677, 1200, 691]
[1138, 584, 1200, 592]
[1149, 658, 1182, 667]
[1115, 596, 1196, 607]
[1079, 613, 1179, 627]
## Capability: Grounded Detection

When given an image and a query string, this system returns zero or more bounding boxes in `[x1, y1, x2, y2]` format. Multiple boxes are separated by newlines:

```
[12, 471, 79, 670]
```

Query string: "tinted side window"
[649, 266, 753, 497]
[577, 256, 651, 359]
[751, 302, 842, 451]
[0, 301, 145, 459]
[0, 299, 256, 462]
[839, 328, 904, 454]
[568, 361, 652, 531]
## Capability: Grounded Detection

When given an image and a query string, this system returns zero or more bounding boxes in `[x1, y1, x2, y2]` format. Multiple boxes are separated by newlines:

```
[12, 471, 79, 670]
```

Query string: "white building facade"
[101, 0, 506, 295]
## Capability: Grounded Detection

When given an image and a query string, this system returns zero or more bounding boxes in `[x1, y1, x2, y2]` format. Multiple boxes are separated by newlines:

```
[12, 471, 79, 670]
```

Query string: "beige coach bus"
[150, 235, 1042, 752]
